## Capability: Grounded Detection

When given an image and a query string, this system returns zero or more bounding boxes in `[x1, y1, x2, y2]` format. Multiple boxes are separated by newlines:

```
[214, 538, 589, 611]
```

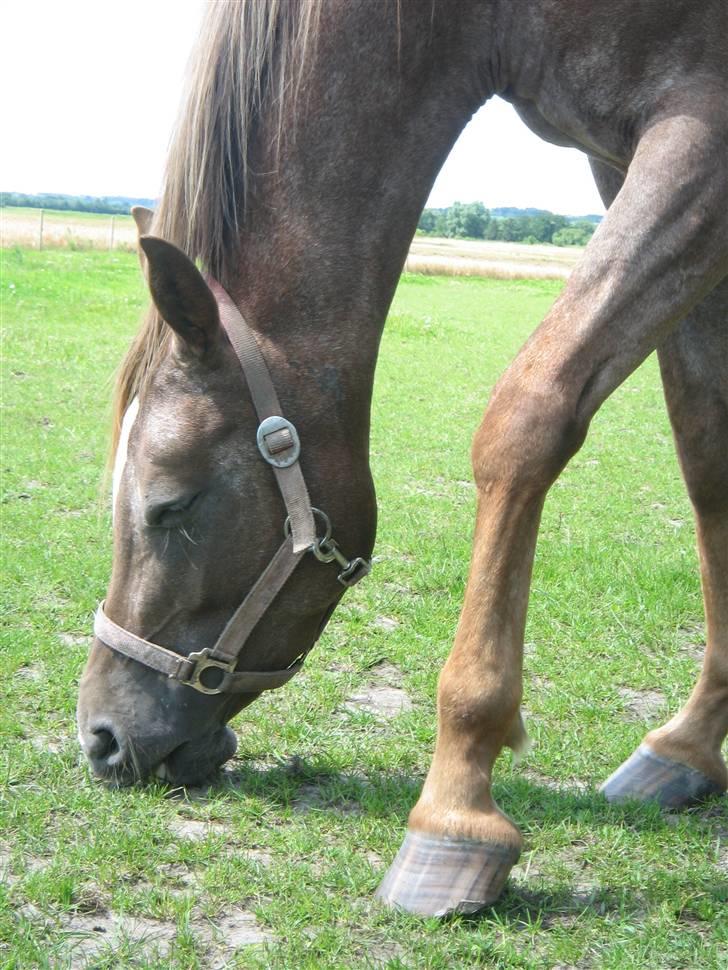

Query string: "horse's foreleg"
[602, 279, 728, 806]
[378, 109, 728, 916]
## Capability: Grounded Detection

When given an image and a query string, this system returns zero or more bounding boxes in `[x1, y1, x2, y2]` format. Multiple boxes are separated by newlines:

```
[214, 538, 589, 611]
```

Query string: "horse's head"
[77, 221, 375, 786]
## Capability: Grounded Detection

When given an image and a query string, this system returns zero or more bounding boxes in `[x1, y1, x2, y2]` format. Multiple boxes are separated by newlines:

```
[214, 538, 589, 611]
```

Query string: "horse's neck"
[229, 2, 492, 366]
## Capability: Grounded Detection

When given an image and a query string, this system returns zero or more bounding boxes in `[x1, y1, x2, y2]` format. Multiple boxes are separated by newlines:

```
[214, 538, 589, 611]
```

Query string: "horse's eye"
[145, 492, 200, 529]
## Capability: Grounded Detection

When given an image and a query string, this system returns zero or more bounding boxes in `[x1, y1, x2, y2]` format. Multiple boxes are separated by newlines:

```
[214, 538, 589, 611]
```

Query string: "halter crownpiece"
[93, 277, 371, 695]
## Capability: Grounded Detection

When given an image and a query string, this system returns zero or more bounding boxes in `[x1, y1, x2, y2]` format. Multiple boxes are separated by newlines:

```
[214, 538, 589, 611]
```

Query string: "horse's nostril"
[88, 727, 120, 762]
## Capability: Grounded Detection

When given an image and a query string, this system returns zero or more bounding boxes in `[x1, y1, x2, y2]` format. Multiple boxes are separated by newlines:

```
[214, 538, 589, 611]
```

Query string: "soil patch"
[293, 782, 363, 816]
[343, 661, 412, 720]
[53, 906, 275, 965]
[618, 687, 666, 722]
[169, 817, 230, 841]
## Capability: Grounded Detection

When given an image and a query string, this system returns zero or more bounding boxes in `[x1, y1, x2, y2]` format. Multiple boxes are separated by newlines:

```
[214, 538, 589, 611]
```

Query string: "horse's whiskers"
[177, 524, 198, 546]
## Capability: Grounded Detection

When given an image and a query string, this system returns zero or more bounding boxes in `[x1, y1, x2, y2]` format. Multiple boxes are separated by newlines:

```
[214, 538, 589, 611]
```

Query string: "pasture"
[0, 206, 581, 280]
[1, 249, 726, 968]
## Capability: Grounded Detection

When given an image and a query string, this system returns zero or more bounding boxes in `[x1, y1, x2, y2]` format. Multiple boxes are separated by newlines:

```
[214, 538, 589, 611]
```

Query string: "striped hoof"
[600, 744, 725, 809]
[375, 830, 520, 917]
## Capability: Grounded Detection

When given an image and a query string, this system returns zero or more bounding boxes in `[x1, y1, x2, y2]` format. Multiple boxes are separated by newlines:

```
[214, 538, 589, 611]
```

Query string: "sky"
[2, 0, 605, 217]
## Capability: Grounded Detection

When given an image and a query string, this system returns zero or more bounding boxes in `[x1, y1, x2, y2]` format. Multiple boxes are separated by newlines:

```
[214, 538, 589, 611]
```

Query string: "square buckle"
[182, 649, 235, 694]
[256, 415, 301, 468]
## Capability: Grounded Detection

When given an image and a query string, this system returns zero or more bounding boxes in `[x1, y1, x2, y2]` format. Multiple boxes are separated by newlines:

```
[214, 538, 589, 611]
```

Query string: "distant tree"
[418, 210, 437, 233]
[415, 204, 600, 244]
[552, 222, 595, 246]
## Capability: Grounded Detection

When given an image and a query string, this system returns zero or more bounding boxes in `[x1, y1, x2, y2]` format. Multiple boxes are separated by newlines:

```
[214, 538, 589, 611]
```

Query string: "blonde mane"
[111, 0, 321, 455]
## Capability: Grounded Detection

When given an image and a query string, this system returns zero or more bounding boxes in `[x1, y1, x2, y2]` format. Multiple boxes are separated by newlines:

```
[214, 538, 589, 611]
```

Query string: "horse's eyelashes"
[145, 492, 201, 529]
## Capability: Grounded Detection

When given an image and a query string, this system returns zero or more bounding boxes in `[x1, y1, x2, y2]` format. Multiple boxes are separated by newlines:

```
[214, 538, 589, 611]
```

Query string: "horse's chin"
[156, 726, 239, 787]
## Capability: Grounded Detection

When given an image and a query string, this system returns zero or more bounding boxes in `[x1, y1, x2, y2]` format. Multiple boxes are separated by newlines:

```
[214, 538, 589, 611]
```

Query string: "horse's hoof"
[600, 744, 725, 808]
[375, 830, 520, 917]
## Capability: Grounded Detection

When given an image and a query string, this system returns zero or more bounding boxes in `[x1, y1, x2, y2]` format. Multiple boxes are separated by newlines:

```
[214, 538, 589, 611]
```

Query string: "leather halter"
[93, 277, 370, 695]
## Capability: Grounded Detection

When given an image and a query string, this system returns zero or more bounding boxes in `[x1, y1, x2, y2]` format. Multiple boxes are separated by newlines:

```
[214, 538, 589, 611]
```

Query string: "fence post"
[38, 209, 44, 250]
[109, 215, 115, 250]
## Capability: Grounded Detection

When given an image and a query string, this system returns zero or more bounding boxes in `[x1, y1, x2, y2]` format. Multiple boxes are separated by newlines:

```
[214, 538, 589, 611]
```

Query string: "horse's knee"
[472, 381, 588, 494]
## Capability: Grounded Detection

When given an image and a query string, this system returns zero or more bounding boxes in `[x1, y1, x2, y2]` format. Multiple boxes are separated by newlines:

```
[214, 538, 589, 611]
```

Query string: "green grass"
[1, 250, 726, 968]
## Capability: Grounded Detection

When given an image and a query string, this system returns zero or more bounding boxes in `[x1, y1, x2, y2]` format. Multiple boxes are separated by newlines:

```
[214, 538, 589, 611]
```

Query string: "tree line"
[418, 202, 599, 246]
[0, 192, 154, 216]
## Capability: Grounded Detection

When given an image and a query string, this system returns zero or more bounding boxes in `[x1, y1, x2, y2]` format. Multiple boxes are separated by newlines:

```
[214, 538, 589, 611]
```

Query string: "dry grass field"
[0, 207, 137, 251]
[406, 235, 582, 279]
[1, 206, 585, 278]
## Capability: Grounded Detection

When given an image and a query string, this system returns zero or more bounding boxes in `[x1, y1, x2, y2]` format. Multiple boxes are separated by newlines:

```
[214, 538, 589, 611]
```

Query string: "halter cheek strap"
[93, 277, 370, 695]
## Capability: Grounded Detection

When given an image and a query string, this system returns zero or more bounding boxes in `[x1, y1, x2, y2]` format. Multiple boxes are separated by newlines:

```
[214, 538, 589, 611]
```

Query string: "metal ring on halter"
[183, 649, 235, 695]
[284, 506, 332, 547]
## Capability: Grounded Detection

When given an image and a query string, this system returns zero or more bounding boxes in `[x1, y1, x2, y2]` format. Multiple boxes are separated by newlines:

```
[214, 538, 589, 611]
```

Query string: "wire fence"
[0, 207, 137, 251]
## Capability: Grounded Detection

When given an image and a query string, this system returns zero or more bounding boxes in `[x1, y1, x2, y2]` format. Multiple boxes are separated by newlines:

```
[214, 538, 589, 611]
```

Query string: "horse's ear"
[139, 236, 221, 357]
[131, 205, 154, 235]
[131, 206, 154, 274]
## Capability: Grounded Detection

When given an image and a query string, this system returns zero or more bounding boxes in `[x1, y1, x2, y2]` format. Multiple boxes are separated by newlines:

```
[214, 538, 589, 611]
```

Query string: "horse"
[76, 0, 728, 917]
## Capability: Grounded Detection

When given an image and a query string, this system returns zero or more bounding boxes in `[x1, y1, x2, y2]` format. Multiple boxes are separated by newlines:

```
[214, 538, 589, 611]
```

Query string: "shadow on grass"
[169, 754, 424, 820]
[160, 761, 727, 928]
[461, 863, 727, 932]
[169, 753, 727, 837]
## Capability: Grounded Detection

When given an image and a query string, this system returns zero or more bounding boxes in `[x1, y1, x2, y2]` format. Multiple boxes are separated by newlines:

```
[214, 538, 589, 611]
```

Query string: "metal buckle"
[284, 506, 371, 588]
[337, 556, 371, 587]
[256, 415, 301, 468]
[311, 534, 372, 587]
[182, 649, 235, 694]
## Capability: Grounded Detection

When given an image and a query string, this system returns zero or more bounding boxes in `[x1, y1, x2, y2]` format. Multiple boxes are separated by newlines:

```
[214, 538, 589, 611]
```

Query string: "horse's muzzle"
[79, 720, 237, 787]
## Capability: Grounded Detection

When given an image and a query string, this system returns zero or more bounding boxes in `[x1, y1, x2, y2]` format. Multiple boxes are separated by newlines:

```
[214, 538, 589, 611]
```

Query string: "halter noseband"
[93, 277, 370, 696]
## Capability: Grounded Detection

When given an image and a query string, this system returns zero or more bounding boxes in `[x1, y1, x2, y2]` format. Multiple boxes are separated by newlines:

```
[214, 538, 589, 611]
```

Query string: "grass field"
[1, 250, 726, 968]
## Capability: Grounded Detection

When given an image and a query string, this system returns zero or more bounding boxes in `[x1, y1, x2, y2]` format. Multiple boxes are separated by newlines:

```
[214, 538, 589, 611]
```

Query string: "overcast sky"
[2, 0, 605, 217]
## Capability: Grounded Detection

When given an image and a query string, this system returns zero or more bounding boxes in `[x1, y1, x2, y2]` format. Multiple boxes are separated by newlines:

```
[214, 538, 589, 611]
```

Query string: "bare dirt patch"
[169, 817, 230, 841]
[204, 909, 275, 950]
[677, 621, 706, 664]
[343, 661, 412, 720]
[52, 906, 275, 965]
[29, 735, 67, 755]
[156, 862, 199, 887]
[14, 663, 43, 681]
[1, 846, 49, 886]
[58, 632, 91, 647]
[59, 912, 177, 962]
[618, 687, 666, 722]
[0, 844, 13, 880]
[293, 782, 364, 816]
[522, 768, 589, 795]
